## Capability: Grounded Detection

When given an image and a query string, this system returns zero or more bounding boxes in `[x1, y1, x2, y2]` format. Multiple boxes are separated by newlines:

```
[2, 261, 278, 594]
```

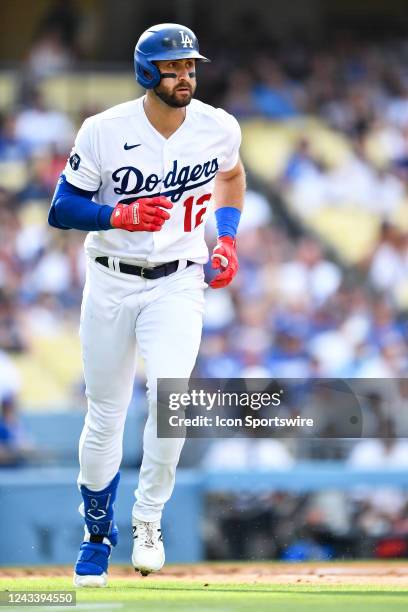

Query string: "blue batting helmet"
[134, 23, 210, 89]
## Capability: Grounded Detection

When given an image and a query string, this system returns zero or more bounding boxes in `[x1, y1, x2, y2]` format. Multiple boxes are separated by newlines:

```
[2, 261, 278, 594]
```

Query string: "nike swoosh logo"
[124, 143, 141, 150]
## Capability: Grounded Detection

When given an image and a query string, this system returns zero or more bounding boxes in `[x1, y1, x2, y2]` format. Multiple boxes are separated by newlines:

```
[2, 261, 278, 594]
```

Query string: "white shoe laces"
[135, 521, 160, 549]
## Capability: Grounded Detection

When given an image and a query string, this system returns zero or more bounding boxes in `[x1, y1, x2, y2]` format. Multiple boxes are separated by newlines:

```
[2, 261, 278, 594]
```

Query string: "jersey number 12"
[183, 193, 211, 232]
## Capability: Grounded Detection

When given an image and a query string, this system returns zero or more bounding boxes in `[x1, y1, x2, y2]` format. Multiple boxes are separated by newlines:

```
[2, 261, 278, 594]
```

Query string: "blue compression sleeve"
[215, 206, 241, 238]
[48, 174, 113, 231]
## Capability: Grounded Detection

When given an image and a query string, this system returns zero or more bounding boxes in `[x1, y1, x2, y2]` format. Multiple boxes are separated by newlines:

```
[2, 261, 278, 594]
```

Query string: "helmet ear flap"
[134, 57, 161, 89]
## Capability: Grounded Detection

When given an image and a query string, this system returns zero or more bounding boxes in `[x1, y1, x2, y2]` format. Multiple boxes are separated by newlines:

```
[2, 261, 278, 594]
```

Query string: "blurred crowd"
[201, 218, 407, 379]
[206, 484, 408, 561]
[205, 34, 408, 378]
[0, 31, 407, 440]
[0, 6, 407, 560]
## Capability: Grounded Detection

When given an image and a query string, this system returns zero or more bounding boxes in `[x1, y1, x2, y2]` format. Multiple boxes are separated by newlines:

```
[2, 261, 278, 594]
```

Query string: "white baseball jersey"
[63, 96, 241, 264]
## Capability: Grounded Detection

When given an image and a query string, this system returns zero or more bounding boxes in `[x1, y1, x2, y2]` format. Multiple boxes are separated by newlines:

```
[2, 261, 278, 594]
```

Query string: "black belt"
[95, 257, 194, 279]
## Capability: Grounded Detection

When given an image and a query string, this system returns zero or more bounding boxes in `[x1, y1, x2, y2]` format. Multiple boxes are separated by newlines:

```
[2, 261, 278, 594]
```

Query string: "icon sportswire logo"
[124, 143, 141, 150]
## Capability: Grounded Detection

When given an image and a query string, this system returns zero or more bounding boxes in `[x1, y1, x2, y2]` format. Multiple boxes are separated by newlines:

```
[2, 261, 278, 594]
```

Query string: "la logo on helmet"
[179, 30, 193, 48]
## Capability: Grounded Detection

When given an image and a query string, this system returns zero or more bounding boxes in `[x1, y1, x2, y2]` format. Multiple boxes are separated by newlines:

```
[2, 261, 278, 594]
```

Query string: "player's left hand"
[209, 236, 238, 289]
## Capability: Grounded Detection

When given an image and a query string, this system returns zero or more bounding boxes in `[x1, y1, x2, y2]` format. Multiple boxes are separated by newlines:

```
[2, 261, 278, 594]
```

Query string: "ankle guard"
[80, 472, 120, 546]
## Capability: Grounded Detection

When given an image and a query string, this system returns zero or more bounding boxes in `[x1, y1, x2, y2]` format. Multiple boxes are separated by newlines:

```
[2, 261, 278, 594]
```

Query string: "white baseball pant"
[77, 256, 206, 522]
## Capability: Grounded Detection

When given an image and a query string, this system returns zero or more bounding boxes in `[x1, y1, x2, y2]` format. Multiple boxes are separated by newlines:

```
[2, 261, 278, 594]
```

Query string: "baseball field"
[1, 562, 407, 611]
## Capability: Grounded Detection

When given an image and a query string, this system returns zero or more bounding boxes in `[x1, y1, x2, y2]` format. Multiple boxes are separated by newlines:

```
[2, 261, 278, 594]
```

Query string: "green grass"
[0, 577, 407, 612]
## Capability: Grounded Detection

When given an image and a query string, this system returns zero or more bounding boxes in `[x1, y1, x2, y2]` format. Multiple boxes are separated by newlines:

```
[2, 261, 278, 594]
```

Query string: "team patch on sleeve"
[69, 152, 81, 170]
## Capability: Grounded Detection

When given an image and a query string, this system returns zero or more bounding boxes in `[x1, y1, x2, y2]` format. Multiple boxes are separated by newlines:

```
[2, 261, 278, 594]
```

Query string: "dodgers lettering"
[112, 158, 219, 202]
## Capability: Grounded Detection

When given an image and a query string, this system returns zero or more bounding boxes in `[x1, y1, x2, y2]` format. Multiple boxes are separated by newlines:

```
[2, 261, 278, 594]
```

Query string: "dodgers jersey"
[63, 96, 241, 264]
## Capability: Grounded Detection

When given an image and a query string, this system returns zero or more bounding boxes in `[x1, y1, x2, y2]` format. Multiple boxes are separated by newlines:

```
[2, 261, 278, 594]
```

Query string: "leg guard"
[79, 472, 120, 546]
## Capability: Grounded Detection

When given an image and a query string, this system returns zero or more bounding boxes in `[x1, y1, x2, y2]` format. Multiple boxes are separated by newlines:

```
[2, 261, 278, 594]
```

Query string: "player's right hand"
[110, 196, 173, 232]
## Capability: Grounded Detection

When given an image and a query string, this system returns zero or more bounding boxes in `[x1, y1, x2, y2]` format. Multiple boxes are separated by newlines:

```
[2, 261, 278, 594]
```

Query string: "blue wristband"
[215, 206, 241, 238]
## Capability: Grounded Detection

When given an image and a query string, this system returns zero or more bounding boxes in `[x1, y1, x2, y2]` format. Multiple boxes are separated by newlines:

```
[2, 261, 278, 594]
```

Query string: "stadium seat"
[17, 199, 49, 226]
[12, 328, 82, 409]
[0, 72, 16, 110]
[305, 206, 380, 264]
[240, 118, 351, 181]
[392, 200, 408, 231]
[42, 74, 142, 114]
[0, 161, 28, 191]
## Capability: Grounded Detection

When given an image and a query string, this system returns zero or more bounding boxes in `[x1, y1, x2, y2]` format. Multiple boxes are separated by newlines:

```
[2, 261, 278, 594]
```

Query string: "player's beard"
[154, 83, 195, 108]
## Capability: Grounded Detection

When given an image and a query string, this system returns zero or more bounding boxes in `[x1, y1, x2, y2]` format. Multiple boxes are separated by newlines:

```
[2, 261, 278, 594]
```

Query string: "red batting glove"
[209, 236, 239, 289]
[111, 196, 173, 232]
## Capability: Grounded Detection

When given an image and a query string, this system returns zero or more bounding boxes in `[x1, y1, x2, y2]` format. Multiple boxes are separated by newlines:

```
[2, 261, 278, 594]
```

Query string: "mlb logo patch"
[69, 153, 81, 170]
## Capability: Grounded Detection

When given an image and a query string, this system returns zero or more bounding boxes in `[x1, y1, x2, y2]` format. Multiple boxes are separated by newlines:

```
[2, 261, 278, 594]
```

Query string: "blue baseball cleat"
[74, 541, 111, 587]
[73, 472, 120, 588]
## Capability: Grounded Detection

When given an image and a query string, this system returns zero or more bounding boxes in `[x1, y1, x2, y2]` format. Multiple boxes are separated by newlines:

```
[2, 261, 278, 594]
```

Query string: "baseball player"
[48, 23, 245, 587]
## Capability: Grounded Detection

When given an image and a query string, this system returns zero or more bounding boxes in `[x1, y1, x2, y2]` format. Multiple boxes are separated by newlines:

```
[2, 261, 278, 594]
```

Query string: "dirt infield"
[3, 562, 408, 586]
